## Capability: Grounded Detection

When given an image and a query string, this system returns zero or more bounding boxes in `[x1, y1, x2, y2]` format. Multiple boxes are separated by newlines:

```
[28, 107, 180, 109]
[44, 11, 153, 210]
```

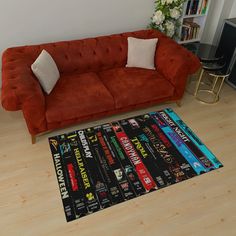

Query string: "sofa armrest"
[1, 48, 47, 135]
[155, 37, 200, 98]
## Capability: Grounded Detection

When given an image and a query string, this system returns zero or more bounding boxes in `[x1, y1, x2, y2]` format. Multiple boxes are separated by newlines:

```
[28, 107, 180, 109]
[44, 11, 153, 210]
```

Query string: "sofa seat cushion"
[45, 72, 114, 123]
[98, 67, 175, 109]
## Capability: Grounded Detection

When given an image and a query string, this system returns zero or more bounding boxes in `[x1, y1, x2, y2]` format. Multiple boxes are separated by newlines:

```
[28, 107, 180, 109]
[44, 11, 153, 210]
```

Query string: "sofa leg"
[31, 135, 36, 144]
[176, 100, 182, 107]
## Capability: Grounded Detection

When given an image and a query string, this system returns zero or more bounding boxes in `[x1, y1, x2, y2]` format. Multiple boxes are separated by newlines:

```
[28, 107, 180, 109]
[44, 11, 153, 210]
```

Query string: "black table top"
[225, 18, 236, 27]
[183, 43, 224, 62]
[202, 61, 226, 72]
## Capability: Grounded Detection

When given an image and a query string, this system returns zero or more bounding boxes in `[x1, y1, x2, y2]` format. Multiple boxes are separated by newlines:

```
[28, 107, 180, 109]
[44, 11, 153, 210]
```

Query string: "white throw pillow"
[31, 49, 60, 94]
[126, 37, 158, 70]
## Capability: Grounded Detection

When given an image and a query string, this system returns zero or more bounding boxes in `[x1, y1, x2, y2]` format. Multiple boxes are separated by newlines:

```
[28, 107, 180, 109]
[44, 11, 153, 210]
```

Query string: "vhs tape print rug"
[49, 108, 223, 222]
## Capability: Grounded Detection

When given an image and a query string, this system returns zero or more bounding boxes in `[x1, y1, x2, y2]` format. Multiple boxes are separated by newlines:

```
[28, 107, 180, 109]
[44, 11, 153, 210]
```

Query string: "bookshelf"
[178, 0, 211, 44]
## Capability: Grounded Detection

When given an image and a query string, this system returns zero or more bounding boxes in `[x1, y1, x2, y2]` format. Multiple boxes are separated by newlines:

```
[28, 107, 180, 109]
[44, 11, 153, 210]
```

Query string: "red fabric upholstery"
[45, 72, 114, 123]
[99, 67, 174, 109]
[47, 96, 178, 131]
[1, 48, 47, 134]
[155, 35, 200, 98]
[1, 29, 200, 136]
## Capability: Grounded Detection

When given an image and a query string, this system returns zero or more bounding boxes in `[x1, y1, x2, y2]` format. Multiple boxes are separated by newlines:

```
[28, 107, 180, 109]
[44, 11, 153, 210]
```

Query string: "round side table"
[184, 43, 224, 95]
[194, 62, 229, 104]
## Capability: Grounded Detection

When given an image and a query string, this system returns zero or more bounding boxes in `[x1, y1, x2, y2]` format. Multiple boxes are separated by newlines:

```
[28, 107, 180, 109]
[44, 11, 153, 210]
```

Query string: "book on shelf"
[185, 0, 192, 15]
[185, 0, 208, 16]
[191, 0, 199, 15]
[197, 0, 204, 14]
[181, 21, 200, 41]
[201, 0, 208, 14]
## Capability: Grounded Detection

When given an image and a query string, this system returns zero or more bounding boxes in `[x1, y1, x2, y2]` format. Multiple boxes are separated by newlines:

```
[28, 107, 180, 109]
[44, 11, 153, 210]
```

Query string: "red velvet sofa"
[1, 29, 200, 143]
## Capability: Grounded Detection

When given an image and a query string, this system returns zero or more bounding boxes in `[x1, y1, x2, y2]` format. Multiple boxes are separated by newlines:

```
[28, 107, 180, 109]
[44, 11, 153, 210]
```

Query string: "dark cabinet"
[216, 18, 236, 89]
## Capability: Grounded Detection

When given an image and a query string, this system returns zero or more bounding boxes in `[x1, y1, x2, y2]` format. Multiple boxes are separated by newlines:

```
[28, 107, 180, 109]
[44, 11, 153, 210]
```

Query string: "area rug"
[49, 108, 223, 222]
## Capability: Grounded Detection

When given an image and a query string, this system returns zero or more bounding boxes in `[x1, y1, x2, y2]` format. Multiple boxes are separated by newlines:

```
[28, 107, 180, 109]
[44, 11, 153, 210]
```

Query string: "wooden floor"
[0, 82, 236, 236]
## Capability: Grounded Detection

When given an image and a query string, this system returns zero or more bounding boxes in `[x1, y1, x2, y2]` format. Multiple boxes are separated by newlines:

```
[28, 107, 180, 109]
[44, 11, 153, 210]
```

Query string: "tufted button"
[78, 53, 82, 57]
[106, 48, 110, 53]
[93, 51, 96, 55]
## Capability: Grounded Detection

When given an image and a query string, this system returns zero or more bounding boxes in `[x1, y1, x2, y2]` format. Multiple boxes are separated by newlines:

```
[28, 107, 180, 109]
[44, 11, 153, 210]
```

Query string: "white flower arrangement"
[165, 20, 175, 37]
[149, 0, 186, 39]
[170, 7, 181, 19]
[152, 10, 165, 25]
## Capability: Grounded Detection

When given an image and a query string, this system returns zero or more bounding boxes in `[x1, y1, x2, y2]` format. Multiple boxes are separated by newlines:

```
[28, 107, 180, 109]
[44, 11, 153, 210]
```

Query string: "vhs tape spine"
[102, 124, 145, 195]
[120, 118, 169, 188]
[147, 114, 197, 179]
[83, 128, 112, 208]
[59, 134, 88, 218]
[111, 121, 157, 192]
[71, 132, 100, 213]
[158, 111, 214, 171]
[137, 115, 189, 182]
[149, 113, 206, 175]
[97, 127, 136, 200]
[93, 127, 124, 204]
[49, 136, 76, 222]
[163, 108, 222, 169]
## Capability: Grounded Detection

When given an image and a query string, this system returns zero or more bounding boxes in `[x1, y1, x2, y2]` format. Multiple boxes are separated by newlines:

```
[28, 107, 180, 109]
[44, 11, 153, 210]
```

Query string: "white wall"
[0, 0, 154, 81]
[201, 0, 236, 45]
[229, 0, 236, 17]
[212, 0, 235, 45]
[201, 0, 225, 44]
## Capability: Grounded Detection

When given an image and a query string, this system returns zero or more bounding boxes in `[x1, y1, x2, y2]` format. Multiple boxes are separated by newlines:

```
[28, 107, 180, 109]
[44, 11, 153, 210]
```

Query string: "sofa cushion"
[45, 72, 114, 123]
[126, 37, 158, 70]
[99, 67, 175, 109]
[31, 50, 60, 94]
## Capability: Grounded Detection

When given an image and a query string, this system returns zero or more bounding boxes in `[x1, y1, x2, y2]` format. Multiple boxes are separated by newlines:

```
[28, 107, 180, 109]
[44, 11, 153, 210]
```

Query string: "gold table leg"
[213, 76, 227, 103]
[195, 73, 228, 104]
[194, 68, 204, 96]
[211, 76, 218, 91]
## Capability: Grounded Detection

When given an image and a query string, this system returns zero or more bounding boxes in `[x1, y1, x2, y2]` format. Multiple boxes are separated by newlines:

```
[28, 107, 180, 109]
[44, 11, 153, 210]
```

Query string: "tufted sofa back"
[3, 29, 168, 75]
